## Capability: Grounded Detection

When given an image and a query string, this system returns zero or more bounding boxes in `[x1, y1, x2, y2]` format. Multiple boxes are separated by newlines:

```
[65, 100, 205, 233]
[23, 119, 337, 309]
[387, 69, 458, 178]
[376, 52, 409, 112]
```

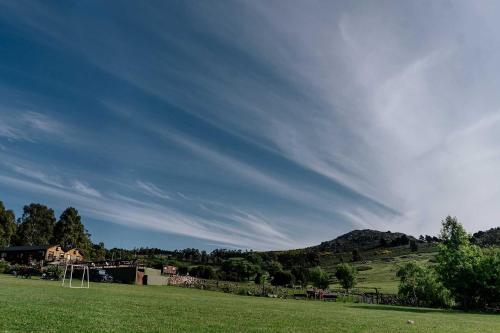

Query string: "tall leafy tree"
[0, 201, 16, 247]
[309, 266, 330, 289]
[436, 216, 483, 309]
[53, 207, 92, 253]
[335, 263, 357, 292]
[16, 203, 56, 246]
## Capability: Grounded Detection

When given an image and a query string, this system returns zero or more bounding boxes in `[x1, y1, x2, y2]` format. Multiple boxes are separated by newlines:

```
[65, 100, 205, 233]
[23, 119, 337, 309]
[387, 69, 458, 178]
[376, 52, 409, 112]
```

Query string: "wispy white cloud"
[2, 0, 500, 246]
[0, 110, 63, 142]
[72, 180, 101, 197]
[136, 180, 171, 200]
[5, 162, 64, 188]
[4, 162, 101, 199]
[0, 173, 301, 249]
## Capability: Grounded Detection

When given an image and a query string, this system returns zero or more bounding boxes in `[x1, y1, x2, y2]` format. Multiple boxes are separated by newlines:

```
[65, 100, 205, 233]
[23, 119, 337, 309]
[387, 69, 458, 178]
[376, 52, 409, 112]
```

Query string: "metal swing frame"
[61, 264, 90, 288]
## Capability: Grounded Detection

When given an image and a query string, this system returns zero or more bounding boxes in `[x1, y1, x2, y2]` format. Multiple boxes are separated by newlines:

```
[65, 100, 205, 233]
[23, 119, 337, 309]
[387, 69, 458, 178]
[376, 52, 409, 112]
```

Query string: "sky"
[0, 1, 499, 250]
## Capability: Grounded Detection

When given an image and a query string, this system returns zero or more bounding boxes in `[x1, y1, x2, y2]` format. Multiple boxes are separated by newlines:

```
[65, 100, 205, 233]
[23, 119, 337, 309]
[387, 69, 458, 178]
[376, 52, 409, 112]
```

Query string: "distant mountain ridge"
[310, 229, 417, 253]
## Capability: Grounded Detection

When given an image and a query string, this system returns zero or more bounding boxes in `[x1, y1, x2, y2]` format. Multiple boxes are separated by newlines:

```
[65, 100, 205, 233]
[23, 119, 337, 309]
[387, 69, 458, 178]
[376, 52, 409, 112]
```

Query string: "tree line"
[0, 200, 322, 268]
[0, 201, 105, 260]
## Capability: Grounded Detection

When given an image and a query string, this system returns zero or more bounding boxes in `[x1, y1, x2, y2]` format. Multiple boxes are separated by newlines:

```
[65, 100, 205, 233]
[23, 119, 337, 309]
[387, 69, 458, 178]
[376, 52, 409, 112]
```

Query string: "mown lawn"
[0, 275, 498, 333]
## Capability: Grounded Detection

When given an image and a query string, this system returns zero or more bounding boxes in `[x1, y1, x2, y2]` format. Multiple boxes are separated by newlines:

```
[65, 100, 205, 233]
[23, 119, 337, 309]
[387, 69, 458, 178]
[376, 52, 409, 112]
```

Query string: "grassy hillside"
[1, 275, 499, 333]
[319, 244, 438, 294]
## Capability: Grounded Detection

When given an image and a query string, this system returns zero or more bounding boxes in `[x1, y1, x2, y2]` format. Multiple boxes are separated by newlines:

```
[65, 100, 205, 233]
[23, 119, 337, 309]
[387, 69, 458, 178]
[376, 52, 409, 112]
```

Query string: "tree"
[291, 266, 310, 287]
[379, 237, 388, 247]
[189, 265, 216, 279]
[435, 216, 484, 309]
[472, 227, 500, 247]
[309, 266, 330, 289]
[53, 207, 92, 253]
[16, 203, 56, 246]
[246, 252, 263, 266]
[440, 216, 470, 249]
[177, 264, 189, 275]
[271, 270, 293, 287]
[410, 239, 418, 252]
[391, 235, 410, 246]
[254, 272, 264, 285]
[263, 260, 282, 277]
[397, 261, 452, 308]
[221, 257, 260, 281]
[0, 201, 16, 247]
[91, 242, 106, 261]
[335, 263, 357, 292]
[475, 248, 500, 307]
[200, 250, 208, 264]
[434, 217, 500, 309]
[352, 249, 363, 262]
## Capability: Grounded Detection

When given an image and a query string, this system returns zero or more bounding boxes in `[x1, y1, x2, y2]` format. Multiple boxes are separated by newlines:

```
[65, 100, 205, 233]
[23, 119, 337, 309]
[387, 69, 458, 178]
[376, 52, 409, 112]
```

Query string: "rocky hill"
[311, 229, 416, 253]
[472, 227, 500, 247]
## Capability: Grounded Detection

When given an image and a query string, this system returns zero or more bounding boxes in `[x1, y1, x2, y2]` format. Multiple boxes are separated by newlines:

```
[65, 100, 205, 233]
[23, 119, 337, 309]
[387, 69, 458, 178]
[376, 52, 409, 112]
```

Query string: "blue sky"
[1, 1, 499, 250]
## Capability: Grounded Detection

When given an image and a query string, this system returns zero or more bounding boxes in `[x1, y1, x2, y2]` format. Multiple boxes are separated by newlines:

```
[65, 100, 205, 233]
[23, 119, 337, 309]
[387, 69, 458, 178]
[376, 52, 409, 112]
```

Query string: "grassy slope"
[1, 275, 498, 333]
[320, 245, 438, 294]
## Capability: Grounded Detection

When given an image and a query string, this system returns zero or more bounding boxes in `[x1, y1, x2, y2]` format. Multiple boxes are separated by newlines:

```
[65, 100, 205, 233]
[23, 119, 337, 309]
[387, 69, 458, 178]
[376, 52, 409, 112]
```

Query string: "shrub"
[44, 265, 64, 280]
[397, 261, 452, 308]
[236, 287, 249, 296]
[8, 263, 20, 275]
[0, 260, 9, 274]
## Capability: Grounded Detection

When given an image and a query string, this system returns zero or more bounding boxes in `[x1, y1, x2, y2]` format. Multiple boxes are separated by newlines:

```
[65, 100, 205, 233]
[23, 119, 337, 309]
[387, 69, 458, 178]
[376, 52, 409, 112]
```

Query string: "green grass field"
[0, 275, 498, 333]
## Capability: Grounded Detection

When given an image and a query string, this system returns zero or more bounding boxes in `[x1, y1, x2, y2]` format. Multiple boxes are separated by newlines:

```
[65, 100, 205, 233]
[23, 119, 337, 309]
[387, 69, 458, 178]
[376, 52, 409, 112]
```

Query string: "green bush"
[397, 261, 452, 308]
[45, 265, 64, 280]
[236, 287, 249, 296]
[0, 260, 9, 274]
